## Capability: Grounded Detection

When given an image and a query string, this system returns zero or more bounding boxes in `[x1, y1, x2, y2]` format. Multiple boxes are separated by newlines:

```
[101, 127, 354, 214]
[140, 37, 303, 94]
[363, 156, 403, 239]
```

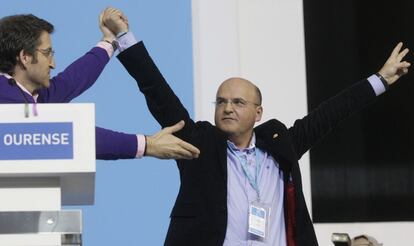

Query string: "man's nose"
[49, 56, 56, 69]
[224, 101, 234, 112]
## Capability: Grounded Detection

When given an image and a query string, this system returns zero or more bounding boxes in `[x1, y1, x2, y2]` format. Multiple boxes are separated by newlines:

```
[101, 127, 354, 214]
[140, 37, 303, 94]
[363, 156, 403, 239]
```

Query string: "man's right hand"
[145, 121, 200, 160]
[101, 7, 129, 37]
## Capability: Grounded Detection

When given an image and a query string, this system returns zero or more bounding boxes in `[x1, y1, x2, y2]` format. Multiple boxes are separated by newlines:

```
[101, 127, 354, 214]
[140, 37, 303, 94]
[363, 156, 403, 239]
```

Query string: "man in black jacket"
[103, 7, 410, 246]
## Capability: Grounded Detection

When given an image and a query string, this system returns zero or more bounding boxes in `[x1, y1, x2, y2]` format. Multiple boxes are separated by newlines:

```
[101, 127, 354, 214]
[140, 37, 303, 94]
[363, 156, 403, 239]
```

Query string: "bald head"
[214, 77, 263, 148]
[217, 77, 262, 106]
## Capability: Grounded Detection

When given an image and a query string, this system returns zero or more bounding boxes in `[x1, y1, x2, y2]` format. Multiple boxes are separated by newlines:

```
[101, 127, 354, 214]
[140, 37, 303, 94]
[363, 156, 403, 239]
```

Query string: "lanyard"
[228, 145, 263, 201]
[8, 77, 37, 117]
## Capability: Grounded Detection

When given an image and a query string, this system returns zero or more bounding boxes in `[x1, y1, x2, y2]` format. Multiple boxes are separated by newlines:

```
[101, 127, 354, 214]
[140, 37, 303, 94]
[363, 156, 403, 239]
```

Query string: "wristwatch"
[113, 31, 128, 50]
[375, 73, 390, 90]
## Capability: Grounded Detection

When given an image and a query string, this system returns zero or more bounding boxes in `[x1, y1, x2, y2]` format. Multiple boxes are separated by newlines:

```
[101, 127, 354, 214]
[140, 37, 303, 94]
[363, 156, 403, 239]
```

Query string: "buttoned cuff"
[136, 134, 146, 158]
[115, 32, 138, 52]
[367, 74, 386, 96]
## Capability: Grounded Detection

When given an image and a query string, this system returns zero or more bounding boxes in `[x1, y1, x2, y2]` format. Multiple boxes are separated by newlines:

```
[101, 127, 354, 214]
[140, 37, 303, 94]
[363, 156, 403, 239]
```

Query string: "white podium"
[0, 104, 96, 246]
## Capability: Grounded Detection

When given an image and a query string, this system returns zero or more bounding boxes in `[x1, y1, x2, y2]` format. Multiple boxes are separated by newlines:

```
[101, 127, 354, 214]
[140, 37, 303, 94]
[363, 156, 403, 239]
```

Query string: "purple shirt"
[0, 45, 138, 160]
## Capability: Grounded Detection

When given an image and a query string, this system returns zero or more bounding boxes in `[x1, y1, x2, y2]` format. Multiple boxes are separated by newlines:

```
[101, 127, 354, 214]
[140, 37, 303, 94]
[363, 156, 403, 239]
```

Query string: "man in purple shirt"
[0, 13, 200, 161]
[104, 7, 410, 246]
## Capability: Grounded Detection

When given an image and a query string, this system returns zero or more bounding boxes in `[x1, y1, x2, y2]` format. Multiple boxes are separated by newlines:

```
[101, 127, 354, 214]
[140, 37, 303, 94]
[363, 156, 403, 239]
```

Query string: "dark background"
[303, 0, 414, 222]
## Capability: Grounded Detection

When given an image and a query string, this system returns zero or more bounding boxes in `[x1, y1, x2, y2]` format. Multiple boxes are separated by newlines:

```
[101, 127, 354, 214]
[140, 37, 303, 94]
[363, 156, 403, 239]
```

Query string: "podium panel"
[0, 103, 96, 245]
[0, 103, 95, 205]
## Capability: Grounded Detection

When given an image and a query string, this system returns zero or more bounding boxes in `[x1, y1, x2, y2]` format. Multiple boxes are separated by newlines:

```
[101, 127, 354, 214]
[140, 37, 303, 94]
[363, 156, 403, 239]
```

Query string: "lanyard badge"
[228, 144, 271, 242]
[248, 200, 271, 242]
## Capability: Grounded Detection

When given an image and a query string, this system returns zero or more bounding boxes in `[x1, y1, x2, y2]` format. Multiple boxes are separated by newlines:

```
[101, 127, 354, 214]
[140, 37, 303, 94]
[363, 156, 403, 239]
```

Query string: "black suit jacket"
[118, 42, 378, 246]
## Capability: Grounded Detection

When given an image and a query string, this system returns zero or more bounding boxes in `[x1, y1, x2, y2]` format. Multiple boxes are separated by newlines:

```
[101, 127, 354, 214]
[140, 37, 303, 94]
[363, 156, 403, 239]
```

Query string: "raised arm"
[117, 42, 193, 129]
[102, 7, 196, 139]
[99, 7, 199, 159]
[289, 42, 410, 158]
[37, 11, 118, 103]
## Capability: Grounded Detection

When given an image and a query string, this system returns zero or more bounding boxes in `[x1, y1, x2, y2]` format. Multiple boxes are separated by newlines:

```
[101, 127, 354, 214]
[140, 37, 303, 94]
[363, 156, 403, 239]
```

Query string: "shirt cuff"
[96, 41, 115, 58]
[136, 134, 146, 158]
[367, 74, 386, 96]
[115, 31, 138, 52]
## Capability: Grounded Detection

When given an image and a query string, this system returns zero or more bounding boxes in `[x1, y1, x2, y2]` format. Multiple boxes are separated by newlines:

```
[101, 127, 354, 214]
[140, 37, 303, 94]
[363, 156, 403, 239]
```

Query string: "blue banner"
[0, 122, 73, 160]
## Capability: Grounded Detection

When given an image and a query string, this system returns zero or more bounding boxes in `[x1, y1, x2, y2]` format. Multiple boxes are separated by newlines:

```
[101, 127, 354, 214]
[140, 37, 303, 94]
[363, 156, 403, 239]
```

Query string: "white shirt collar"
[0, 72, 38, 102]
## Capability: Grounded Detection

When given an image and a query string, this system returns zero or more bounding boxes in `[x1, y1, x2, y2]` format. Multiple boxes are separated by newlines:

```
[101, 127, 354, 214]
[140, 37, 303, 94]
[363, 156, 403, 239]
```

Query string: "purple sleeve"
[96, 127, 138, 160]
[33, 47, 138, 160]
[38, 47, 109, 103]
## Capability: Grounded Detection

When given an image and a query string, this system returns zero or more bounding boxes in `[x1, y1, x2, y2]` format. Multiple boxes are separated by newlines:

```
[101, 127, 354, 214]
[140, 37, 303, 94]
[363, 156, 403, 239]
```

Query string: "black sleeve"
[117, 41, 195, 142]
[288, 79, 377, 159]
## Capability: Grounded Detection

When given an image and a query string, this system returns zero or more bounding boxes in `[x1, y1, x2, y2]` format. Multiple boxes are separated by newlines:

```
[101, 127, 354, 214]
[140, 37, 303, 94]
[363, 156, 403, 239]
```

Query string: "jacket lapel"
[215, 129, 229, 180]
[214, 119, 297, 179]
[255, 119, 297, 172]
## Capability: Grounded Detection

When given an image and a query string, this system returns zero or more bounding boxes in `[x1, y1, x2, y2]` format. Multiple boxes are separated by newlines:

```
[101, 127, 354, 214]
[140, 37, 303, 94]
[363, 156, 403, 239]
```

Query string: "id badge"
[248, 201, 271, 242]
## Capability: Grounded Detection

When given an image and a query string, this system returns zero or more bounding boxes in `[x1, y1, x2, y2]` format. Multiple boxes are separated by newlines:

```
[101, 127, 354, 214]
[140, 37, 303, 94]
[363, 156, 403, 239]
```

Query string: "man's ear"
[255, 106, 263, 122]
[16, 50, 31, 69]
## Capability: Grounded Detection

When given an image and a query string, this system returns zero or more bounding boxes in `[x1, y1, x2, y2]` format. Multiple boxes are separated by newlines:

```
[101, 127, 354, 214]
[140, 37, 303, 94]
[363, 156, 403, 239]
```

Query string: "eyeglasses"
[214, 97, 260, 109]
[35, 48, 55, 59]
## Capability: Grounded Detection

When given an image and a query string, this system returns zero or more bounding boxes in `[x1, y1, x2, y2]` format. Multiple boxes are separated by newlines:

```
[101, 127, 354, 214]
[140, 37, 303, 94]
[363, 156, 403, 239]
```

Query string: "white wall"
[191, 0, 413, 245]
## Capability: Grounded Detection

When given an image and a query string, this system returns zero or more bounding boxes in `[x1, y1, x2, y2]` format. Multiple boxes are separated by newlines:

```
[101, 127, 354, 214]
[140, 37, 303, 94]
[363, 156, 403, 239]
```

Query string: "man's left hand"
[378, 42, 411, 85]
